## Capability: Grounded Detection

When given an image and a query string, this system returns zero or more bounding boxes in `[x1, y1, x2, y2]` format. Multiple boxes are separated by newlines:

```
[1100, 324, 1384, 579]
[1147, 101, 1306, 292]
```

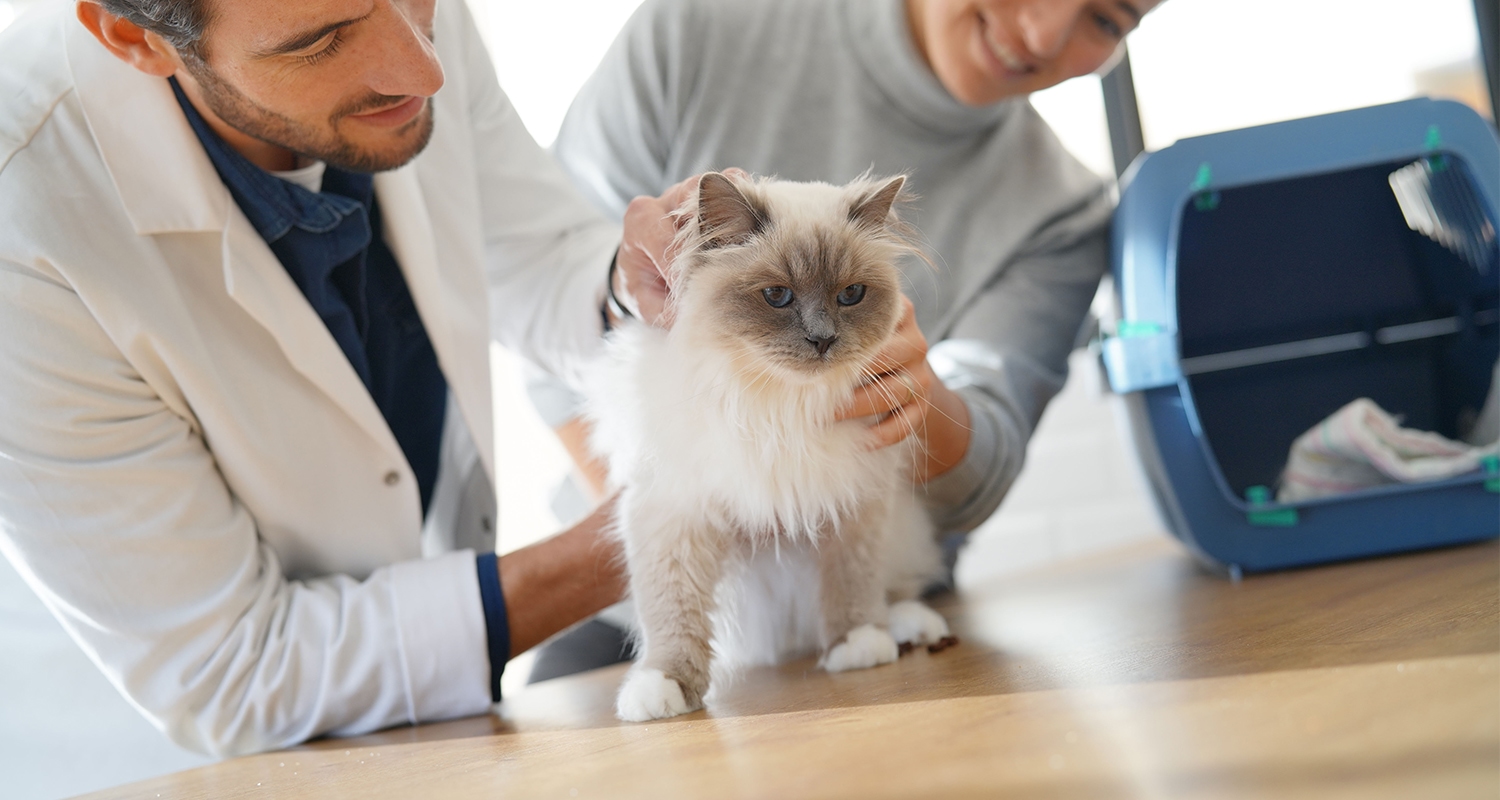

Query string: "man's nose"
[366, 2, 445, 99]
[1015, 0, 1079, 60]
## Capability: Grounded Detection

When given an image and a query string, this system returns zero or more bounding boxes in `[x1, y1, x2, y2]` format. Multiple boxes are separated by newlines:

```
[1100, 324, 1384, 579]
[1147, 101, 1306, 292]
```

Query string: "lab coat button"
[383, 471, 400, 486]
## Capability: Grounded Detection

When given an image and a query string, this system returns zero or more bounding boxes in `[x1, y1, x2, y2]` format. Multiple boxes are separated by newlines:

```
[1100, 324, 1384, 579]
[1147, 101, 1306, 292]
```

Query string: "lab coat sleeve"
[521, 0, 696, 424]
[458, 0, 623, 389]
[0, 257, 493, 757]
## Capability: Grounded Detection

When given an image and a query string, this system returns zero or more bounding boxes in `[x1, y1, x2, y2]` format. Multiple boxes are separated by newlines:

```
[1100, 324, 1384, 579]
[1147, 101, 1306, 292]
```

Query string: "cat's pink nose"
[807, 336, 837, 356]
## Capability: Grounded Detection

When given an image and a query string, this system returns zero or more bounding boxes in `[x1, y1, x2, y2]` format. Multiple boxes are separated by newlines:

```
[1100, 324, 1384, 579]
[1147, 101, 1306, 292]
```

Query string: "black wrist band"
[605, 249, 635, 323]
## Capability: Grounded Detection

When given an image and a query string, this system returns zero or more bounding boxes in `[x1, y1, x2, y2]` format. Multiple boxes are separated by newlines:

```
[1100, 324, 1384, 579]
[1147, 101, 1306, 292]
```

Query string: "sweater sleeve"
[922, 189, 1112, 533]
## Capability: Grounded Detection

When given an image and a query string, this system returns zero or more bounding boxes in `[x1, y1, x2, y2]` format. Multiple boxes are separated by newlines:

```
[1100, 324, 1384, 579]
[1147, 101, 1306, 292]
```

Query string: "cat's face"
[671, 174, 910, 382]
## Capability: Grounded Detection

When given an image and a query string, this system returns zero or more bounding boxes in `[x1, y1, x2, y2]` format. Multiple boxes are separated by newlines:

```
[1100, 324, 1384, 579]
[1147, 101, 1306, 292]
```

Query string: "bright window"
[1128, 0, 1491, 151]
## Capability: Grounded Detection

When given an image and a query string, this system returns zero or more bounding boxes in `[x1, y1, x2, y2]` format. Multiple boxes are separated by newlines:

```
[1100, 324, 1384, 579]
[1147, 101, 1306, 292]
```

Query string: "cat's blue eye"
[837, 284, 866, 306]
[763, 287, 794, 308]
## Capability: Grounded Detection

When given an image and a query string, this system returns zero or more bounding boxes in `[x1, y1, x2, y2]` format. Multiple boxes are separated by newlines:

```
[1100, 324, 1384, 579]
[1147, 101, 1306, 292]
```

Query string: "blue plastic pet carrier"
[1101, 98, 1500, 573]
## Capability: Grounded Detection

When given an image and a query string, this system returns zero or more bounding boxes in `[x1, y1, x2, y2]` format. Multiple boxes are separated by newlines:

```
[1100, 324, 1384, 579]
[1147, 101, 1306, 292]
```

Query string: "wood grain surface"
[77, 537, 1500, 799]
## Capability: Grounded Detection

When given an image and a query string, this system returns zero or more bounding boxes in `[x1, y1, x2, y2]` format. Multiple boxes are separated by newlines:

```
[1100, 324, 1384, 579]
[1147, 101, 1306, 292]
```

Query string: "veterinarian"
[0, 0, 680, 757]
[526, 0, 1165, 680]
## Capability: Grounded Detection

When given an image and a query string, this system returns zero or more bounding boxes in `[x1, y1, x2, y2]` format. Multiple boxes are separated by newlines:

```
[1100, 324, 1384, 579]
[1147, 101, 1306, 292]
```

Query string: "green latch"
[1424, 124, 1450, 172]
[1245, 485, 1298, 527]
[1191, 162, 1220, 211]
[1482, 455, 1499, 494]
[1116, 320, 1163, 338]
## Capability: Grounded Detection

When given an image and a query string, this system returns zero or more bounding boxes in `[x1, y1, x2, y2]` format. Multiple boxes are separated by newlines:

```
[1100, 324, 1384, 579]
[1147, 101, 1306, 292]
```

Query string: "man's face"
[908, 0, 1160, 106]
[179, 0, 444, 173]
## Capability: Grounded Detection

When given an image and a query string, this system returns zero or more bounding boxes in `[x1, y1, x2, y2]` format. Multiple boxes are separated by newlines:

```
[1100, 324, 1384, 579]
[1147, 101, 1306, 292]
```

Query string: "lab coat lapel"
[375, 166, 496, 480]
[219, 217, 403, 456]
[68, 19, 403, 459]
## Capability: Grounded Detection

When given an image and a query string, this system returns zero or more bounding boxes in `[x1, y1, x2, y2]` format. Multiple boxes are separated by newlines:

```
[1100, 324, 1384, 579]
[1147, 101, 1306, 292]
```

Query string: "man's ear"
[76, 1, 182, 78]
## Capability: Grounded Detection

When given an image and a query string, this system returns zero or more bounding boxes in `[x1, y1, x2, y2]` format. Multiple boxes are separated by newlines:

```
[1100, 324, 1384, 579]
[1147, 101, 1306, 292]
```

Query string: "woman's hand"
[612, 169, 749, 329]
[839, 296, 972, 484]
[613, 177, 693, 328]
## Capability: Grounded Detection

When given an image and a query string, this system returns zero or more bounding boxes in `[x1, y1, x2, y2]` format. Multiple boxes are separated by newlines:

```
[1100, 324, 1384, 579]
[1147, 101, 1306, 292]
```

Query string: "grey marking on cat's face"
[681, 174, 912, 376]
[684, 176, 909, 378]
[735, 230, 900, 373]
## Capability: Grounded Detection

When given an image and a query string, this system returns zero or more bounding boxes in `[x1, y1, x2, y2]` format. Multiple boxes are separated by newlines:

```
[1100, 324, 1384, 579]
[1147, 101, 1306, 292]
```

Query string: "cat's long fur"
[587, 173, 948, 722]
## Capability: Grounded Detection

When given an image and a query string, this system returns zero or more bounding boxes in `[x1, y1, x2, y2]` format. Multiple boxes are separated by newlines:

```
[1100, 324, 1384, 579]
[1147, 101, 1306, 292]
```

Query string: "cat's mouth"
[776, 341, 869, 379]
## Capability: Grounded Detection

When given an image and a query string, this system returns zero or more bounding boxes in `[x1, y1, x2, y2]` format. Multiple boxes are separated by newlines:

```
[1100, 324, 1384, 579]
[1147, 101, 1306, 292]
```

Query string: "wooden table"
[80, 538, 1499, 799]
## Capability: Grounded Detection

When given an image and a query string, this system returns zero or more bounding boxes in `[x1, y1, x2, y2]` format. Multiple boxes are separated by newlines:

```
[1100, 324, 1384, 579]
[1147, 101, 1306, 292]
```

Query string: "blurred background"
[0, 0, 1491, 797]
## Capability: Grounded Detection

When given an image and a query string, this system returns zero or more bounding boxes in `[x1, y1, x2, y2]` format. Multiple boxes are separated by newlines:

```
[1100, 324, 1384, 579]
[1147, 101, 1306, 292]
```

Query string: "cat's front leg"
[816, 505, 899, 673]
[616, 500, 727, 721]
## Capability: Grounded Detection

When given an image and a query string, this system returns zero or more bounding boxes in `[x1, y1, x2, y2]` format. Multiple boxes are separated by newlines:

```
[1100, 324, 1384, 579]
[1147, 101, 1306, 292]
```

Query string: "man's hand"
[612, 169, 749, 329]
[839, 297, 973, 484]
[499, 497, 626, 657]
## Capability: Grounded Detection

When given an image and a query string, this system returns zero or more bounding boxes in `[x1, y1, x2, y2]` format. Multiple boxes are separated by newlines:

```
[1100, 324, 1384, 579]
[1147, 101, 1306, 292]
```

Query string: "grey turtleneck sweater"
[538, 0, 1113, 533]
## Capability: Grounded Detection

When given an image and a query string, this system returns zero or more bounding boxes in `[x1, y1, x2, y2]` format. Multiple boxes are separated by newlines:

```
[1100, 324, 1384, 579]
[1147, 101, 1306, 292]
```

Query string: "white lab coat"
[0, 0, 619, 756]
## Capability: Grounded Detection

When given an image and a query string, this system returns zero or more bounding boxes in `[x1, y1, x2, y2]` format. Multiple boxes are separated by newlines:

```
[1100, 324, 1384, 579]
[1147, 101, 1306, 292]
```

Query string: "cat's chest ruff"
[629, 338, 903, 535]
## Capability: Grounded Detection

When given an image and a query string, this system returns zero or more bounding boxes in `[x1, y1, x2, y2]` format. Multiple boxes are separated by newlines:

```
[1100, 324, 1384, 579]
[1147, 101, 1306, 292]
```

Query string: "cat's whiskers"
[855, 363, 935, 472]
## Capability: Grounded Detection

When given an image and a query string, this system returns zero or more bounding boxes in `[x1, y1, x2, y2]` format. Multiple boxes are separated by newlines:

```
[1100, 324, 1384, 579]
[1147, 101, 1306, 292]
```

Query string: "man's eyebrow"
[254, 11, 373, 57]
[1115, 1, 1143, 24]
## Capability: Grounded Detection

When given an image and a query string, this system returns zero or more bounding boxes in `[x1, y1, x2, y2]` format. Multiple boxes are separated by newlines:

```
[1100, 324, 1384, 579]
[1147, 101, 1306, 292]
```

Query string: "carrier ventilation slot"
[1388, 149, 1498, 275]
[1181, 307, 1499, 376]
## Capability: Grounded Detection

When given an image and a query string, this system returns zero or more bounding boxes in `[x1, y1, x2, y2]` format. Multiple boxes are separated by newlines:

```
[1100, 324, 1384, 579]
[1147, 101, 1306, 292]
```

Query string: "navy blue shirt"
[173, 80, 510, 700]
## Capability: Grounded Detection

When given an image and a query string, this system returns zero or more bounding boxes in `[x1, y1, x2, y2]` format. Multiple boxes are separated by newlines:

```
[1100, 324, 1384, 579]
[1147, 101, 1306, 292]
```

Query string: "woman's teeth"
[984, 32, 1032, 74]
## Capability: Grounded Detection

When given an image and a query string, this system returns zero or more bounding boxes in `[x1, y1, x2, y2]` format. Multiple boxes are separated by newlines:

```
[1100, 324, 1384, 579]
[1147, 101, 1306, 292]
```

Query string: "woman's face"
[907, 0, 1161, 106]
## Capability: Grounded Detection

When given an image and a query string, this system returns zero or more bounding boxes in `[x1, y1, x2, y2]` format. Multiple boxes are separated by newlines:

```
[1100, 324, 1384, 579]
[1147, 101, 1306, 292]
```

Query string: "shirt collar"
[168, 77, 370, 243]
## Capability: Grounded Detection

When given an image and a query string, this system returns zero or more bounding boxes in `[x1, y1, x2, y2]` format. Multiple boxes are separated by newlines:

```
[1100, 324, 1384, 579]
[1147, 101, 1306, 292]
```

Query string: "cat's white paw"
[616, 667, 700, 722]
[887, 600, 950, 646]
[821, 623, 899, 673]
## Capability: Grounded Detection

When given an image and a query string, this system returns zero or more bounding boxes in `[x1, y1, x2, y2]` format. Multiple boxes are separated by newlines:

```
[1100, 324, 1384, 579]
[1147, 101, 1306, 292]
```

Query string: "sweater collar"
[842, 0, 1015, 136]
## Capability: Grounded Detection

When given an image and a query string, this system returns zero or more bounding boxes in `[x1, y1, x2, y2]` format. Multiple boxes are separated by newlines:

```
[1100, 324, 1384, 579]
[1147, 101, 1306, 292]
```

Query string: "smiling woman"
[905, 0, 1160, 106]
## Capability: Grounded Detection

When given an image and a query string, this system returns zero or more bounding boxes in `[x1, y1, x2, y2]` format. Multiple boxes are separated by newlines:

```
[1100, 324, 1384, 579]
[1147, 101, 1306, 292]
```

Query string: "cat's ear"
[848, 175, 906, 230]
[697, 172, 766, 249]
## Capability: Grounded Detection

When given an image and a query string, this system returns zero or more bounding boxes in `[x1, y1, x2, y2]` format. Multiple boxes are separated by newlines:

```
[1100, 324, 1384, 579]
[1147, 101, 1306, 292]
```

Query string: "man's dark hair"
[97, 0, 213, 57]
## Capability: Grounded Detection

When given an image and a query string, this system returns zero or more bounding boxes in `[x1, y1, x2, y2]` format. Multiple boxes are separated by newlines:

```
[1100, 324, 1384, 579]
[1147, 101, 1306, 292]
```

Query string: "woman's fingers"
[618, 194, 675, 326]
[866, 392, 927, 449]
[843, 368, 925, 419]
[616, 170, 753, 328]
[867, 297, 923, 373]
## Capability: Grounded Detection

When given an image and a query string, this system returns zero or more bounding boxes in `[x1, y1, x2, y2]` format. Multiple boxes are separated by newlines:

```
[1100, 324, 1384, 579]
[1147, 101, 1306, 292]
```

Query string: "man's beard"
[184, 60, 435, 174]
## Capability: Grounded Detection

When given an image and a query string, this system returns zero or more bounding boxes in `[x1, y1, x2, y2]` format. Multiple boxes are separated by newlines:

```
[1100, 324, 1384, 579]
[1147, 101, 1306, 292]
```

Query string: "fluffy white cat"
[587, 172, 949, 722]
